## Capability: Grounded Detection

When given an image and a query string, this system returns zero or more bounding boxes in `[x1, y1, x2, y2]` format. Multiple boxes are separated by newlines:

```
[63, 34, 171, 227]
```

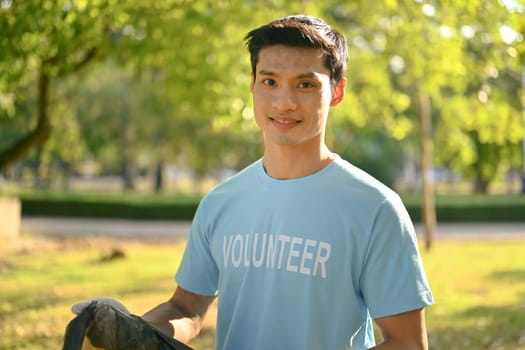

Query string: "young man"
[79, 15, 434, 349]
[141, 15, 434, 349]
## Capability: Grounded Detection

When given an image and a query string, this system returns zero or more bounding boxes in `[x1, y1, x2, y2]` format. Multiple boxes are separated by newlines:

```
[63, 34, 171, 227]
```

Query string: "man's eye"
[298, 81, 314, 88]
[263, 79, 276, 86]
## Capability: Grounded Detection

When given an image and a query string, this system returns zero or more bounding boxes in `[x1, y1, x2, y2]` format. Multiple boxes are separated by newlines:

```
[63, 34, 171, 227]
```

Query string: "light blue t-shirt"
[176, 155, 433, 350]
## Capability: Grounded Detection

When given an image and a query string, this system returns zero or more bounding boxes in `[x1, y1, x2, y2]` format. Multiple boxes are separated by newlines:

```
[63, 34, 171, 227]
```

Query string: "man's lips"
[269, 116, 301, 128]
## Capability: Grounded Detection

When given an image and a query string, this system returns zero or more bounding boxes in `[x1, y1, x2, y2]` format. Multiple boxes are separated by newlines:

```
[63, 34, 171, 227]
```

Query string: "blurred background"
[1, 2, 525, 349]
[0, 0, 523, 198]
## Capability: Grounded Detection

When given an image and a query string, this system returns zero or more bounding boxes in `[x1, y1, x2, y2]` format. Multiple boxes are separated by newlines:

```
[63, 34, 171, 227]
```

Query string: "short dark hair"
[244, 15, 348, 84]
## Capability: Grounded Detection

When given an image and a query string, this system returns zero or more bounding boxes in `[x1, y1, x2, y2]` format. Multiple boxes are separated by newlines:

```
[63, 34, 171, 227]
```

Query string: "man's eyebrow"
[296, 72, 319, 80]
[257, 70, 321, 80]
[257, 70, 277, 76]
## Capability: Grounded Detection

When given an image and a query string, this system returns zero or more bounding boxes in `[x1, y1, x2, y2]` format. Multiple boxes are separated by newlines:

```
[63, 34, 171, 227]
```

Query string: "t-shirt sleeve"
[360, 194, 434, 319]
[175, 198, 219, 296]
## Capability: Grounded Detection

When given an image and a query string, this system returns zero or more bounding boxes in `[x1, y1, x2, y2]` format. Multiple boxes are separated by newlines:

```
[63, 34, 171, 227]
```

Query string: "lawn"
[1, 234, 524, 350]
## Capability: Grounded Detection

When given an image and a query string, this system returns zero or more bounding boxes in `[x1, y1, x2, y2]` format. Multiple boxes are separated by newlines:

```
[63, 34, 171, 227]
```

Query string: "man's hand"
[142, 287, 216, 343]
[71, 297, 129, 315]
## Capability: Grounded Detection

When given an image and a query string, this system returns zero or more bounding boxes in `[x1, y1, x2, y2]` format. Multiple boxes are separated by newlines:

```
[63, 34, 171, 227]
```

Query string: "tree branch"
[0, 46, 100, 172]
[0, 65, 51, 172]
[69, 47, 100, 74]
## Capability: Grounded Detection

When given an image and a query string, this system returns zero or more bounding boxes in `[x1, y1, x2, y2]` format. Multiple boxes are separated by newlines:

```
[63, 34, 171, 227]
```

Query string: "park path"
[21, 217, 192, 240]
[20, 217, 525, 241]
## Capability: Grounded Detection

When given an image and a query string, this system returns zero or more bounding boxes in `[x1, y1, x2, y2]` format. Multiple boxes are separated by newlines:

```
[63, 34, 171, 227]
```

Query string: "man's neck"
[262, 144, 334, 180]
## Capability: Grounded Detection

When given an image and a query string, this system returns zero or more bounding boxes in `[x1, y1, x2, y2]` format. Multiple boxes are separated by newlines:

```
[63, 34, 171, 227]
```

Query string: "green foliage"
[18, 190, 525, 222]
[403, 193, 525, 222]
[326, 0, 524, 192]
[1, 0, 118, 115]
[1, 0, 523, 192]
[19, 190, 201, 220]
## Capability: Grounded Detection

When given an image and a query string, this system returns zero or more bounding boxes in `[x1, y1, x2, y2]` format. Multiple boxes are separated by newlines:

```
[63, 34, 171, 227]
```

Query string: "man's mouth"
[270, 117, 300, 126]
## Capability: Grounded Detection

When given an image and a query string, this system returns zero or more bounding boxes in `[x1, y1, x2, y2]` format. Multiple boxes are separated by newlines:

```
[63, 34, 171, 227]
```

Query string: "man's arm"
[142, 286, 216, 343]
[370, 308, 429, 350]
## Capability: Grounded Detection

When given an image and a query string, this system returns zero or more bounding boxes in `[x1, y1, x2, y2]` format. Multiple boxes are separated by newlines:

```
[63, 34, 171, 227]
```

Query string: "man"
[78, 15, 434, 349]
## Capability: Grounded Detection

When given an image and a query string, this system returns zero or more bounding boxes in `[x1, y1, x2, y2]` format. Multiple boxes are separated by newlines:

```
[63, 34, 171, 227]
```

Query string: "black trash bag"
[62, 300, 193, 350]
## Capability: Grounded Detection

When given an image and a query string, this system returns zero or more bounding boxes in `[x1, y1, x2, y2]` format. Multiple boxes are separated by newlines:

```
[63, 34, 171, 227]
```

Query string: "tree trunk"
[417, 87, 436, 250]
[120, 90, 135, 191]
[521, 62, 525, 194]
[122, 157, 136, 191]
[474, 176, 490, 193]
[33, 145, 47, 189]
[154, 159, 164, 193]
[0, 64, 52, 172]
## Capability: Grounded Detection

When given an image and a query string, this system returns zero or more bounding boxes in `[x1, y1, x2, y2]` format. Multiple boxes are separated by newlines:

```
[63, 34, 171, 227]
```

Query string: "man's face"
[250, 45, 345, 150]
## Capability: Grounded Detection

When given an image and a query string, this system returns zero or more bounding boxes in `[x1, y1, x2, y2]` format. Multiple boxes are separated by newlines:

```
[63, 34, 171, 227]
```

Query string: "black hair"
[245, 15, 348, 84]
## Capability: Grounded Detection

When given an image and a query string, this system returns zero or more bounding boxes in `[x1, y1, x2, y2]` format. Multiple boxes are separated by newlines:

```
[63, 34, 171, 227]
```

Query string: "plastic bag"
[62, 300, 193, 350]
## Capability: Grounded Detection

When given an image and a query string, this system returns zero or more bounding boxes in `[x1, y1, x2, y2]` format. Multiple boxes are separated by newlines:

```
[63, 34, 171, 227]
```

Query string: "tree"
[326, 0, 459, 248]
[0, 0, 318, 182]
[433, 0, 524, 193]
[325, 0, 524, 247]
[3, 0, 521, 202]
[0, 0, 110, 171]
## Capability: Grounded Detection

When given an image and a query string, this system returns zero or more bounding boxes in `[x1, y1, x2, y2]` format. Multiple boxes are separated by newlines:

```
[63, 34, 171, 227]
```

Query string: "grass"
[1, 234, 524, 350]
[422, 241, 525, 349]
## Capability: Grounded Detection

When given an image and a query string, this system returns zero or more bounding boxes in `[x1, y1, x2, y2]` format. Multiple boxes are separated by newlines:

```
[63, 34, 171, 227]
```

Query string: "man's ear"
[330, 78, 346, 107]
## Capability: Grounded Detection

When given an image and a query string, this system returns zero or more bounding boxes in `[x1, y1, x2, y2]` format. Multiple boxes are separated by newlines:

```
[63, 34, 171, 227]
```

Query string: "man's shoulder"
[207, 159, 261, 196]
[331, 156, 396, 195]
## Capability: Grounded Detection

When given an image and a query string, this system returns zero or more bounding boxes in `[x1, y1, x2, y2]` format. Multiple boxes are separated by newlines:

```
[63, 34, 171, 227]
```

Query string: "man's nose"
[272, 87, 297, 111]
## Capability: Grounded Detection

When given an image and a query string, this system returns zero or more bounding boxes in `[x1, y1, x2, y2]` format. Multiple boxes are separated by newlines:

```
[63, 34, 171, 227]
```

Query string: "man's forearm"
[142, 300, 201, 343]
